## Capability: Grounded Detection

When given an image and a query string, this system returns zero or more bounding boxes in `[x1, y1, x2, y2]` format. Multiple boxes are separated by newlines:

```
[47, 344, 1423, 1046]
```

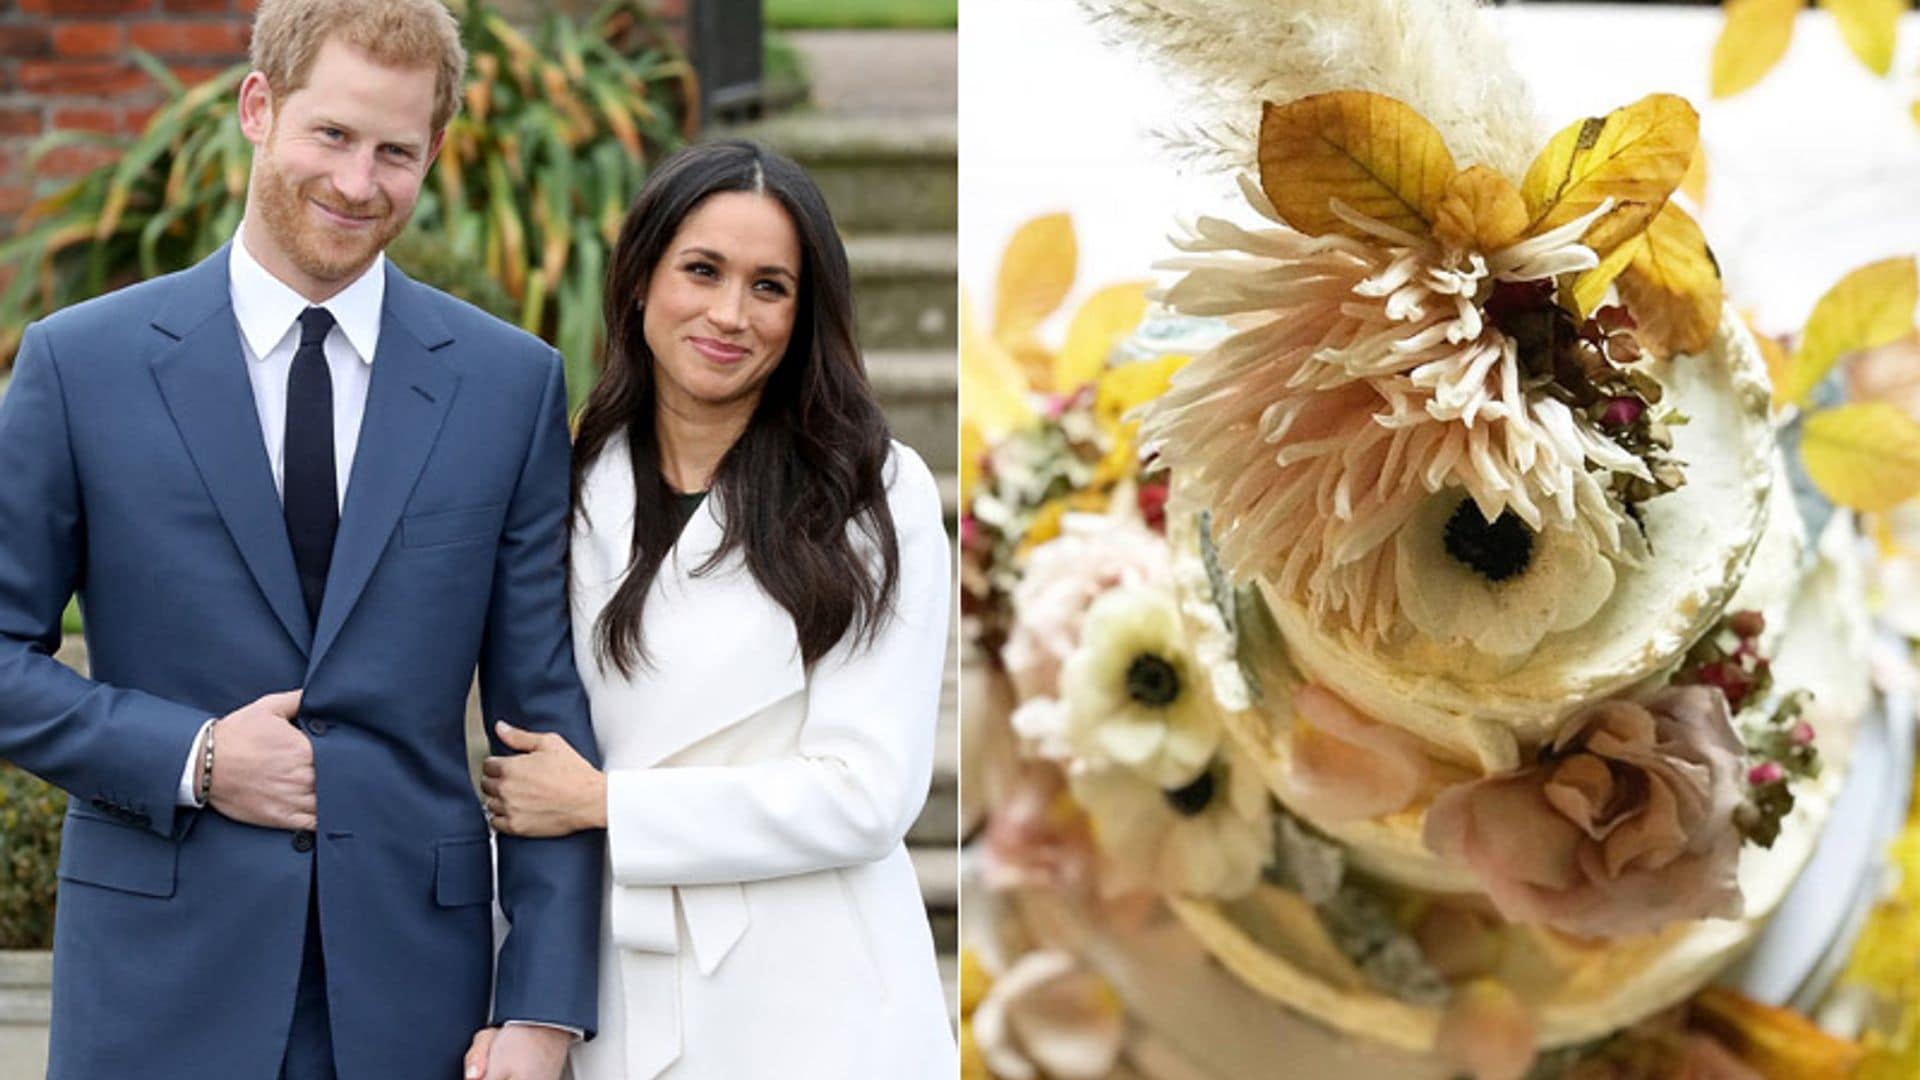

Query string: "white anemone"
[1060, 586, 1221, 787]
[1393, 488, 1616, 657]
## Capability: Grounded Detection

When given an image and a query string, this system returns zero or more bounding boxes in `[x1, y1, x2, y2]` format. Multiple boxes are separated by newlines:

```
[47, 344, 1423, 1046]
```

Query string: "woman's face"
[641, 190, 803, 419]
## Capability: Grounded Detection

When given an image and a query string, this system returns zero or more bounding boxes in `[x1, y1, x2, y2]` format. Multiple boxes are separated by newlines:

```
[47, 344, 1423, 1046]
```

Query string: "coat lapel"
[148, 245, 312, 655]
[575, 447, 806, 768]
[307, 265, 457, 673]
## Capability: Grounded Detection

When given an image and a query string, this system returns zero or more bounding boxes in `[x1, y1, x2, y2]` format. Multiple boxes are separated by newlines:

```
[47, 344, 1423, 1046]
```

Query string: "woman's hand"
[482, 721, 607, 837]
[463, 1027, 495, 1079]
[464, 1024, 571, 1080]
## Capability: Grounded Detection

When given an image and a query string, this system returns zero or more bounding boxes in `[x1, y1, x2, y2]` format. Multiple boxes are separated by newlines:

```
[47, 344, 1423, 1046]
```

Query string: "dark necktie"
[285, 306, 338, 626]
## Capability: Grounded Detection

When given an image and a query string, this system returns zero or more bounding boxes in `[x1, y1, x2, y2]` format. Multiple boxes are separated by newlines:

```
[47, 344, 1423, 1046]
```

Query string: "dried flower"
[1138, 180, 1653, 642]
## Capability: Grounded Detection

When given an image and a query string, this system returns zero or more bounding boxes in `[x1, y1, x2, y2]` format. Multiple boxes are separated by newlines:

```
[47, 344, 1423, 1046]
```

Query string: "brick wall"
[0, 0, 691, 234]
[0, 2, 255, 223]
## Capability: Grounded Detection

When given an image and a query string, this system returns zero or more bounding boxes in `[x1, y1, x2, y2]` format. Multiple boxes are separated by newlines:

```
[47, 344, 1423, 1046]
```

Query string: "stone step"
[847, 233, 956, 352]
[939, 472, 959, 528]
[907, 640, 959, 848]
[940, 950, 959, 1027]
[912, 843, 958, 955]
[869, 349, 957, 474]
[731, 112, 956, 234]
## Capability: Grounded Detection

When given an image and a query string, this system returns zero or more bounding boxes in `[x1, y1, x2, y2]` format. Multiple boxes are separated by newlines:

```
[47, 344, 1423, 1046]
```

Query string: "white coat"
[563, 437, 956, 1080]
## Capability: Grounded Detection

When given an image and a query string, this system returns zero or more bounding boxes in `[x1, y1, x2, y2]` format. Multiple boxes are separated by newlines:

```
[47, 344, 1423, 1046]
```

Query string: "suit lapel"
[307, 265, 457, 672]
[148, 246, 313, 655]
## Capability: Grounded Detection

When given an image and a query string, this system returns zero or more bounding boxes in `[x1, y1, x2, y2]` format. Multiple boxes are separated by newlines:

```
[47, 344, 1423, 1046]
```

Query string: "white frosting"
[1166, 515, 1869, 1057]
[1237, 456, 1809, 894]
[1266, 308, 1779, 772]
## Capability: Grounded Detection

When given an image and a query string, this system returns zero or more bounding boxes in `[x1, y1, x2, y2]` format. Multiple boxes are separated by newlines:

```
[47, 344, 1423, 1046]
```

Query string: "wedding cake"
[960, 2, 1891, 1077]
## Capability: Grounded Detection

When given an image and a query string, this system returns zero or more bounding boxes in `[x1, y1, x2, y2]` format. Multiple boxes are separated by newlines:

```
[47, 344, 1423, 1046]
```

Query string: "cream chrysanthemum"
[1137, 177, 1652, 644]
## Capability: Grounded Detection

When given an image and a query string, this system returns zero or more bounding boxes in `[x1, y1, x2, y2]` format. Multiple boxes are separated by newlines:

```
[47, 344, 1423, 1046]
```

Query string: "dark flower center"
[1126, 653, 1181, 707]
[1443, 499, 1533, 583]
[1163, 770, 1216, 816]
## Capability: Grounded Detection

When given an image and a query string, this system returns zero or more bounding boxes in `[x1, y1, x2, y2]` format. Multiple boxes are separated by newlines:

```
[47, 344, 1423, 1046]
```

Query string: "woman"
[464, 140, 955, 1078]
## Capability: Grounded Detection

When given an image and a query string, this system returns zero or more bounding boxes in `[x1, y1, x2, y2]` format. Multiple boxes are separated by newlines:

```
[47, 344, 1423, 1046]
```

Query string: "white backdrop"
[959, 0, 1920, 344]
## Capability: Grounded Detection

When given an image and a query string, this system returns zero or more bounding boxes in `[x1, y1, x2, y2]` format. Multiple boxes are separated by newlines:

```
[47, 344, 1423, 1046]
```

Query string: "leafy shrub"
[0, 764, 66, 950]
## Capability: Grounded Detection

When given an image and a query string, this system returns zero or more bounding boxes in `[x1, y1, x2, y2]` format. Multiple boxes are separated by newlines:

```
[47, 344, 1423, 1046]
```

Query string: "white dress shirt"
[175, 233, 384, 806]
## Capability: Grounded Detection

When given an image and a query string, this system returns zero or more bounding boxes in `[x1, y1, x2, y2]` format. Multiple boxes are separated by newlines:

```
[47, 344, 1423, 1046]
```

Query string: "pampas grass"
[1073, 0, 1541, 181]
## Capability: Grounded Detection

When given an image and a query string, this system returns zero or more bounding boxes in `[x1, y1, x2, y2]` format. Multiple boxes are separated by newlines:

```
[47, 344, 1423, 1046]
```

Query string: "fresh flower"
[1393, 486, 1618, 656]
[1060, 586, 1220, 787]
[1004, 513, 1173, 702]
[1423, 686, 1747, 938]
[981, 761, 1096, 892]
[1071, 748, 1272, 899]
[969, 949, 1125, 1080]
[1137, 180, 1653, 644]
[1282, 682, 1432, 823]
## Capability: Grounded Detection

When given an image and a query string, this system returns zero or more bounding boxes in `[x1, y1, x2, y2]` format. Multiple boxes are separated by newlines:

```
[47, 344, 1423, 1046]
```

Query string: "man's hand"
[206, 690, 315, 831]
[466, 1024, 570, 1080]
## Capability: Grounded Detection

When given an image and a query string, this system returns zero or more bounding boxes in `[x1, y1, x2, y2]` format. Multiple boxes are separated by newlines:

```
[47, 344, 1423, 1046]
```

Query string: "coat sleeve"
[478, 349, 605, 1036]
[603, 445, 952, 888]
[0, 322, 207, 838]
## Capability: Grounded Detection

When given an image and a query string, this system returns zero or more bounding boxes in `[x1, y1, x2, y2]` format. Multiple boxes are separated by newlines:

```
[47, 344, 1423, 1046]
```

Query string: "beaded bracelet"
[196, 720, 217, 805]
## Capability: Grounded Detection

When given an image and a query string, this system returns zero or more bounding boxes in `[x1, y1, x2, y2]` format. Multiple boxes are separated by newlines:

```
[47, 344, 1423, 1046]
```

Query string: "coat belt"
[609, 882, 750, 1079]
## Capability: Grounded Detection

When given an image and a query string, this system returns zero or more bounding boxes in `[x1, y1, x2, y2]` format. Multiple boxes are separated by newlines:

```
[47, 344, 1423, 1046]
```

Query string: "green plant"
[0, 0, 691, 410]
[0, 763, 66, 950]
[765, 0, 958, 29]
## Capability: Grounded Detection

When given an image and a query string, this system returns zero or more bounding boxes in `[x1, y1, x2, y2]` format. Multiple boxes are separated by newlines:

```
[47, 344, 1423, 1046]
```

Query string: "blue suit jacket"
[0, 246, 602, 1077]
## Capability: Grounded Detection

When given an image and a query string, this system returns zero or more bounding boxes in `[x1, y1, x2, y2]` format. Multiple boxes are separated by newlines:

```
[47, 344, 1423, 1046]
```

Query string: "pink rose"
[1003, 515, 1171, 700]
[982, 761, 1095, 891]
[1423, 686, 1747, 939]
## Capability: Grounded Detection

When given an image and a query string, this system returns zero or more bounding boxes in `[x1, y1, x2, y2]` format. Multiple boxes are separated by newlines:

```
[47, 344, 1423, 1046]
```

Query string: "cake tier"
[1174, 512, 1870, 1057]
[1261, 309, 1779, 774]
[1234, 454, 1809, 894]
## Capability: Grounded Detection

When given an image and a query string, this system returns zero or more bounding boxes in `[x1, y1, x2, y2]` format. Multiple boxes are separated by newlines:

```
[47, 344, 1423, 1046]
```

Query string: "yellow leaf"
[1780, 256, 1919, 405]
[994, 212, 1077, 349]
[1681, 145, 1709, 207]
[1519, 94, 1698, 263]
[959, 948, 991, 1017]
[1801, 402, 1920, 513]
[1053, 281, 1150, 391]
[1911, 99, 1920, 130]
[959, 420, 984, 508]
[1711, 0, 1799, 98]
[1567, 234, 1646, 319]
[960, 1020, 989, 1080]
[1432, 166, 1528, 253]
[1616, 203, 1724, 356]
[1694, 986, 1868, 1077]
[1257, 91, 1456, 241]
[1095, 354, 1189, 427]
[961, 291, 1037, 440]
[1822, 0, 1902, 76]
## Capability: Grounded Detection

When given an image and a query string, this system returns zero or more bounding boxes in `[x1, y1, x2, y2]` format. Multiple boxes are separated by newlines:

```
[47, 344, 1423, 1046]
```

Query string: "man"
[0, 2, 599, 1076]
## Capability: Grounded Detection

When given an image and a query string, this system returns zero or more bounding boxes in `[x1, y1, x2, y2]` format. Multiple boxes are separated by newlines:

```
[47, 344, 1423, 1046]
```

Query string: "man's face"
[239, 38, 442, 295]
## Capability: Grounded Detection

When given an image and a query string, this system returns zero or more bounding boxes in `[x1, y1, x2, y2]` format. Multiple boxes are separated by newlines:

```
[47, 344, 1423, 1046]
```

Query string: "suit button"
[304, 718, 329, 736]
[292, 830, 315, 853]
[89, 797, 108, 811]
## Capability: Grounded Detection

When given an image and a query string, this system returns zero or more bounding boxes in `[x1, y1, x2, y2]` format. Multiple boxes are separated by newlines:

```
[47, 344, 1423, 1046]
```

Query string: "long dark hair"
[571, 139, 900, 676]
